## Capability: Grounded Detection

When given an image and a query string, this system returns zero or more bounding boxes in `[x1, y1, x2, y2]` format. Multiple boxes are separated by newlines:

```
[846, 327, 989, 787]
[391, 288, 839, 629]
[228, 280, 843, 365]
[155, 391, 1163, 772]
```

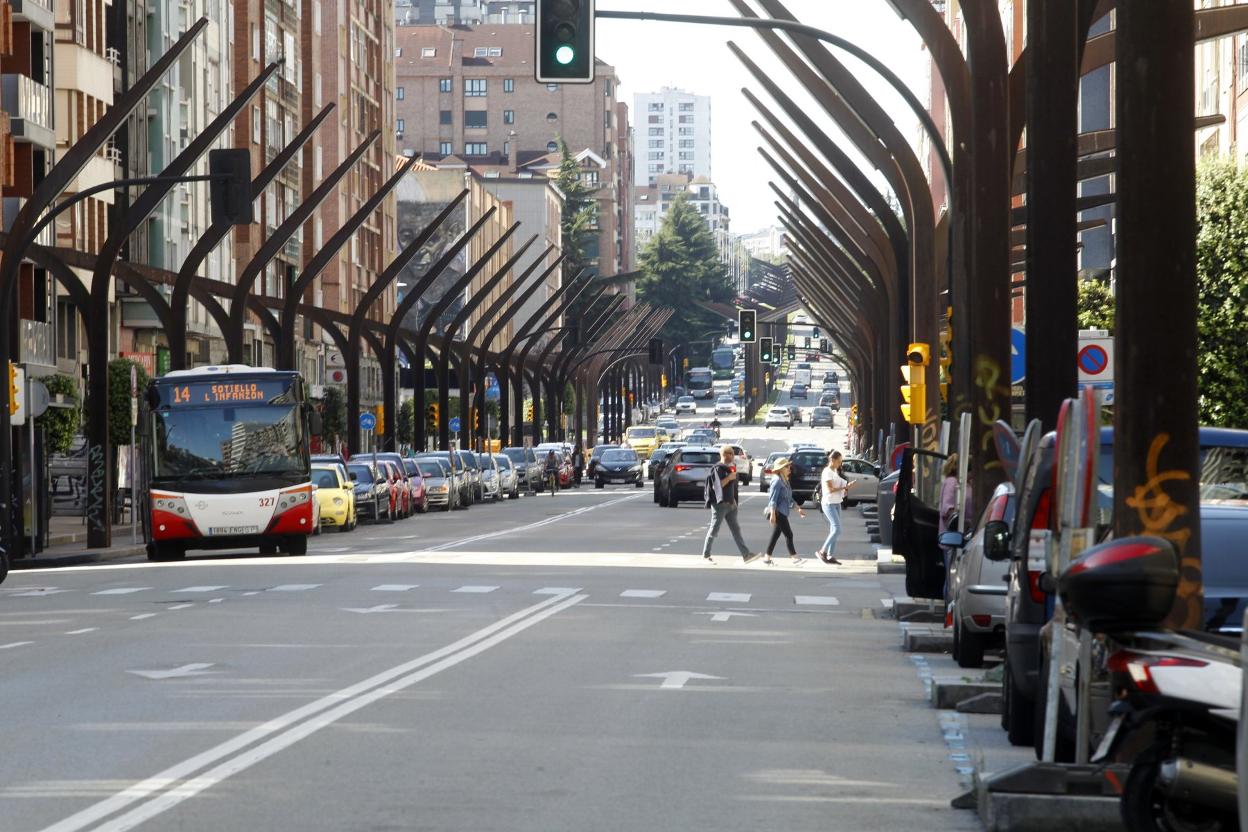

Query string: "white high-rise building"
[633, 87, 712, 187]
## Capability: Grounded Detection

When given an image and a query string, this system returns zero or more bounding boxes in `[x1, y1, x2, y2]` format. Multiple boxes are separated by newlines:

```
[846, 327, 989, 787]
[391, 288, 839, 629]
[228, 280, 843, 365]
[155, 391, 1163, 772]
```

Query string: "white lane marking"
[696, 611, 758, 622]
[207, 599, 224, 604]
[129, 614, 157, 621]
[708, 592, 751, 603]
[370, 584, 419, 592]
[128, 663, 219, 680]
[93, 588, 151, 595]
[795, 596, 840, 606]
[43, 592, 585, 832]
[65, 628, 98, 635]
[173, 586, 227, 593]
[452, 585, 498, 594]
[621, 590, 666, 598]
[0, 641, 33, 650]
[267, 584, 320, 592]
[342, 604, 401, 614]
[166, 604, 194, 611]
[423, 493, 640, 551]
[534, 587, 581, 595]
[11, 588, 71, 596]
[634, 671, 725, 690]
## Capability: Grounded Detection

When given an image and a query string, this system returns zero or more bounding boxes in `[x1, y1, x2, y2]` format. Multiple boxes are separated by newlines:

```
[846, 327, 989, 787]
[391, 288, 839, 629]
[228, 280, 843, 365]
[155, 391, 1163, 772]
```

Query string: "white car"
[765, 407, 794, 429]
[675, 396, 697, 414]
[714, 396, 737, 415]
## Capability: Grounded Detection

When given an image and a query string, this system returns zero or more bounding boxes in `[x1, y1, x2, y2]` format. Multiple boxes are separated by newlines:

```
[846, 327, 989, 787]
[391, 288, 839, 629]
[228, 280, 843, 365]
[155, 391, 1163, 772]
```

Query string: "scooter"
[1058, 535, 1241, 832]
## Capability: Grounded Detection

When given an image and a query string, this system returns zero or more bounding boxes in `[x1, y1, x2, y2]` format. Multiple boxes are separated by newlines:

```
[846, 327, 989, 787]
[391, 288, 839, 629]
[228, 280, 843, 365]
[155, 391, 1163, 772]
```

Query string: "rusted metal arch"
[498, 272, 593, 443]
[465, 251, 562, 449]
[344, 192, 468, 455]
[545, 294, 629, 439]
[278, 154, 425, 369]
[225, 130, 380, 363]
[579, 307, 666, 443]
[557, 294, 630, 445]
[82, 61, 279, 547]
[382, 205, 494, 454]
[169, 105, 335, 369]
[434, 233, 535, 450]
[771, 195, 873, 314]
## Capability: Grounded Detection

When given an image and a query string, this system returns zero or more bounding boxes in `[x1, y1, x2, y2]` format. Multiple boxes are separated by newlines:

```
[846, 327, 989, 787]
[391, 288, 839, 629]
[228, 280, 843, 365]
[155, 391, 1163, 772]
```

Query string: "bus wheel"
[259, 542, 279, 555]
[283, 536, 308, 556]
[148, 543, 185, 562]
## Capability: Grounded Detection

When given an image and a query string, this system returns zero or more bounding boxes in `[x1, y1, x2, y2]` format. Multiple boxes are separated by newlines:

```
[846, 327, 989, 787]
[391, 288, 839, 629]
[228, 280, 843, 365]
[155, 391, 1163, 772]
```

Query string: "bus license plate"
[209, 526, 259, 536]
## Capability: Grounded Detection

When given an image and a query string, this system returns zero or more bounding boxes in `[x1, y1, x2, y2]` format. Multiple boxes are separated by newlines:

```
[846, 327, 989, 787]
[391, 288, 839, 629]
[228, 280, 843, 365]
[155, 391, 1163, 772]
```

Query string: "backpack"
[704, 466, 724, 507]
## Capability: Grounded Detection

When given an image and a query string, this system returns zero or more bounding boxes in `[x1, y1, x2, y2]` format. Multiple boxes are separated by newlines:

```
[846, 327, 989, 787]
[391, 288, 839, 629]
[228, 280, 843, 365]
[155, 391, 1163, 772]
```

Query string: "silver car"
[412, 458, 455, 511]
[502, 446, 540, 493]
[941, 482, 1014, 668]
[415, 453, 472, 509]
[493, 454, 520, 499]
[839, 457, 881, 506]
[476, 452, 502, 502]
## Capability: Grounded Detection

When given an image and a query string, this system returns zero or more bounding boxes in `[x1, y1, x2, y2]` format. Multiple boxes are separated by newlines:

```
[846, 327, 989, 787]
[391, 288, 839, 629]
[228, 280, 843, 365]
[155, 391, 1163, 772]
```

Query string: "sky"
[595, 0, 932, 235]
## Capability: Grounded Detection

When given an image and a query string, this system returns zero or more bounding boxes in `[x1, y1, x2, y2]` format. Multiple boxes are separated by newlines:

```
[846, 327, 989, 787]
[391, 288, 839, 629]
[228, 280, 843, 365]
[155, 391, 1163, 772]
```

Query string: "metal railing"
[1, 74, 52, 132]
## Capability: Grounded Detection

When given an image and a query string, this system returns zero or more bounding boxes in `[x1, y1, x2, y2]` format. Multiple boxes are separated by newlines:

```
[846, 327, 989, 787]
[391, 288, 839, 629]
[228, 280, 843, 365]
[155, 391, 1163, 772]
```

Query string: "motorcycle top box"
[1059, 536, 1180, 632]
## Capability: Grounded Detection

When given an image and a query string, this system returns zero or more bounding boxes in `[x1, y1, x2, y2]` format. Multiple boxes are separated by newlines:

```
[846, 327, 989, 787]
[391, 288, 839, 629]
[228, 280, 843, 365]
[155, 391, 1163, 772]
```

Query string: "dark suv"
[787, 448, 829, 505]
[657, 447, 721, 507]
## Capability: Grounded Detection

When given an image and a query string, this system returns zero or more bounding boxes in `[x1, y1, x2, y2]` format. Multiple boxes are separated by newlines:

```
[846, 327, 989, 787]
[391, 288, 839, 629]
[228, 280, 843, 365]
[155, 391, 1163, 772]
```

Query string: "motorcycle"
[1058, 535, 1241, 832]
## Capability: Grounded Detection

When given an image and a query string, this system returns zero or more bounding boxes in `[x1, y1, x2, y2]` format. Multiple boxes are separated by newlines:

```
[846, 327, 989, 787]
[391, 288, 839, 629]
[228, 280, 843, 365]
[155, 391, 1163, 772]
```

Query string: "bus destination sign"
[160, 379, 293, 407]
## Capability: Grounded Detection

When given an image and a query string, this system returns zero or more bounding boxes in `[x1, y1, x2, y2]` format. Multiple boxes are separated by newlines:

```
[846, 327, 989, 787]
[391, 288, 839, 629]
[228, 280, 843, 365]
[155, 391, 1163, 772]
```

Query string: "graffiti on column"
[973, 354, 1009, 471]
[86, 443, 106, 533]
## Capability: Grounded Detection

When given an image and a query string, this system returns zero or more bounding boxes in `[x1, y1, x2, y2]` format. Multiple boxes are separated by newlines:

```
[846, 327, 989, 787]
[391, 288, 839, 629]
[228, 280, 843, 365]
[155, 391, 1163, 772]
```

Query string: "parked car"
[810, 406, 835, 428]
[674, 395, 697, 414]
[476, 453, 502, 501]
[400, 458, 431, 514]
[714, 395, 737, 415]
[493, 454, 521, 499]
[412, 458, 455, 511]
[839, 457, 881, 506]
[657, 446, 722, 507]
[765, 407, 793, 429]
[502, 446, 540, 493]
[940, 483, 1015, 668]
[416, 452, 473, 508]
[312, 464, 357, 532]
[311, 453, 350, 485]
[791, 383, 808, 400]
[347, 461, 391, 522]
[534, 443, 574, 487]
[456, 449, 483, 502]
[595, 448, 644, 488]
[378, 460, 409, 518]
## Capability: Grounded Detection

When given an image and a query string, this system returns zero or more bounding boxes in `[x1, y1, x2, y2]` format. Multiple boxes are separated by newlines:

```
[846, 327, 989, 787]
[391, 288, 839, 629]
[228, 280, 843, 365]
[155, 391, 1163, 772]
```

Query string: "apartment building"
[633, 86, 711, 188]
[395, 0, 532, 25]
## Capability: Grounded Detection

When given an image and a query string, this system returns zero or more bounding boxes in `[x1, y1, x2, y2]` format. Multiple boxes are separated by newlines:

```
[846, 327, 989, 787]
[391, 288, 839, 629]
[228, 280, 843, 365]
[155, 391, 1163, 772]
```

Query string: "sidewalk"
[14, 514, 146, 567]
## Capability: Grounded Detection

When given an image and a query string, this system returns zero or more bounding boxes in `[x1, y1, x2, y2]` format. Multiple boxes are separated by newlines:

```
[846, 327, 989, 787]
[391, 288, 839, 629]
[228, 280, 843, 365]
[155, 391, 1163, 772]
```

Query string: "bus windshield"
[152, 404, 308, 480]
[710, 348, 734, 378]
[687, 368, 713, 391]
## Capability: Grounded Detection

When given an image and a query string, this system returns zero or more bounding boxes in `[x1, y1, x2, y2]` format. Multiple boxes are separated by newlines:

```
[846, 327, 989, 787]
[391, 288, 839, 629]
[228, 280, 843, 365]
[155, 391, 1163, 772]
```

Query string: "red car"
[402, 459, 430, 514]
[379, 460, 410, 519]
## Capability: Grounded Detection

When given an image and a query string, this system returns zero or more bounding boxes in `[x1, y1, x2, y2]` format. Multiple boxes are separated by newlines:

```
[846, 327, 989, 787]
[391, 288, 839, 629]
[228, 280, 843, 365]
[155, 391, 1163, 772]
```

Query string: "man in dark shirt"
[702, 446, 760, 564]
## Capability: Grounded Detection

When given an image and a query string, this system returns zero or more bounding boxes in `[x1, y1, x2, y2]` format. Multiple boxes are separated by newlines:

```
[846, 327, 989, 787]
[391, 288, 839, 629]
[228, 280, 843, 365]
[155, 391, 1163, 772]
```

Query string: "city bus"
[710, 346, 735, 379]
[686, 366, 715, 399]
[142, 366, 317, 561]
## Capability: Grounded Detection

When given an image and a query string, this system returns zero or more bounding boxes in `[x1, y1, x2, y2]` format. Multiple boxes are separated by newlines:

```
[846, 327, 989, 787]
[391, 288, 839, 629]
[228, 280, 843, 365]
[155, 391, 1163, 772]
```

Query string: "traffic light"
[374, 404, 385, 435]
[648, 337, 663, 365]
[682, 357, 689, 369]
[7, 361, 19, 417]
[209, 148, 254, 226]
[759, 337, 773, 363]
[536, 0, 595, 83]
[804, 336, 811, 349]
[900, 342, 929, 426]
[813, 327, 820, 338]
[473, 408, 480, 431]
[819, 338, 828, 354]
[939, 307, 953, 403]
[660, 374, 667, 388]
[786, 343, 796, 360]
[850, 404, 859, 426]
[525, 400, 535, 421]
[738, 309, 757, 343]
[426, 402, 439, 430]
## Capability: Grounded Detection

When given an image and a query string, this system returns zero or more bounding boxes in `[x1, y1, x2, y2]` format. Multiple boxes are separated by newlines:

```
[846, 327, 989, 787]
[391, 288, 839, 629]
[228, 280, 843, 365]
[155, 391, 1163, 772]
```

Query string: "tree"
[107, 359, 149, 447]
[1195, 161, 1248, 428]
[553, 138, 597, 283]
[321, 386, 347, 448]
[36, 374, 81, 455]
[636, 192, 735, 351]
[1076, 278, 1115, 333]
[398, 398, 416, 449]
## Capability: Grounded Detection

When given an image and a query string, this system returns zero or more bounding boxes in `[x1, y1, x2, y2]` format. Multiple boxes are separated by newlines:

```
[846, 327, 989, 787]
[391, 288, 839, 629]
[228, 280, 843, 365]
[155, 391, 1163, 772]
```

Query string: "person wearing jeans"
[818, 451, 849, 565]
[764, 457, 806, 565]
[702, 446, 760, 564]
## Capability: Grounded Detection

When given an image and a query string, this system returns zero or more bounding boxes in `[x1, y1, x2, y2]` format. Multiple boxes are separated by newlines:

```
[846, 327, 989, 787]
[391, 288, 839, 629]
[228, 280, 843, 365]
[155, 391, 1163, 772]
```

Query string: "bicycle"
[546, 471, 559, 496]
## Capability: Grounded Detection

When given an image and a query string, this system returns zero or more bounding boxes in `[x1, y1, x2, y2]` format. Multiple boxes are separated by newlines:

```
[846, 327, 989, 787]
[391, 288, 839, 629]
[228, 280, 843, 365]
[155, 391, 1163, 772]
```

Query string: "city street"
[0, 396, 979, 832]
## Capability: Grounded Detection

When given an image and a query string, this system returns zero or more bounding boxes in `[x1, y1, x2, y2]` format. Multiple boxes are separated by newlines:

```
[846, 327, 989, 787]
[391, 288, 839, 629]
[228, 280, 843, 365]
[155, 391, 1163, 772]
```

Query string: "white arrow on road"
[695, 611, 757, 623]
[634, 671, 725, 690]
[342, 605, 454, 614]
[128, 663, 219, 680]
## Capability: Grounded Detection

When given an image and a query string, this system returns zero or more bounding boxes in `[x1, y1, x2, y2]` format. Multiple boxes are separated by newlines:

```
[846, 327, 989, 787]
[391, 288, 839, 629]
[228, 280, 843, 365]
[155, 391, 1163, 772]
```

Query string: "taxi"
[622, 425, 664, 459]
[311, 463, 357, 532]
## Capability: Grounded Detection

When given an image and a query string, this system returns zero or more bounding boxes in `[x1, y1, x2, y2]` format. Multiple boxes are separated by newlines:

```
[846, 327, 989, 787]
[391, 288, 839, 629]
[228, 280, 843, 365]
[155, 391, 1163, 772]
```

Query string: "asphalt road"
[0, 362, 979, 832]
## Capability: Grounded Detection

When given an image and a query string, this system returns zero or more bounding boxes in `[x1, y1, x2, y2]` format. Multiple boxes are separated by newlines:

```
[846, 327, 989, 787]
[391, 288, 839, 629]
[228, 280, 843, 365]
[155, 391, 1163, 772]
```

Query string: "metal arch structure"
[277, 153, 425, 370]
[225, 130, 380, 364]
[0, 19, 212, 553]
[557, 295, 628, 446]
[83, 61, 281, 547]
[168, 104, 336, 370]
[574, 304, 651, 441]
[345, 191, 469, 456]
[389, 208, 497, 454]
[548, 294, 628, 443]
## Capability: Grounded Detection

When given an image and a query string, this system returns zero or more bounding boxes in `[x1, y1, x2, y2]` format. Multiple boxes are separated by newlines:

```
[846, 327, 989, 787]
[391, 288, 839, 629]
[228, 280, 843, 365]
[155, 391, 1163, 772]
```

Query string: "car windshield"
[592, 446, 616, 458]
[416, 462, 443, 478]
[628, 428, 656, 438]
[495, 456, 512, 469]
[347, 464, 374, 483]
[602, 450, 638, 463]
[476, 453, 493, 467]
[678, 396, 693, 403]
[678, 451, 721, 465]
[813, 407, 831, 416]
[503, 449, 527, 464]
[311, 469, 339, 489]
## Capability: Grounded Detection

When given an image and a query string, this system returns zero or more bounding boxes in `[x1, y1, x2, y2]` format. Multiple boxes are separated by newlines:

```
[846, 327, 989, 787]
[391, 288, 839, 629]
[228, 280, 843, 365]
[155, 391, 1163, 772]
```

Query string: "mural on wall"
[396, 181, 468, 338]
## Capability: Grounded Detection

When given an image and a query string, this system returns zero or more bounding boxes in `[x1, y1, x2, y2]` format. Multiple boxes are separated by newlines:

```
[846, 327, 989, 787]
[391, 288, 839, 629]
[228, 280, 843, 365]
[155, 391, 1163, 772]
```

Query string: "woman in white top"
[818, 450, 849, 564]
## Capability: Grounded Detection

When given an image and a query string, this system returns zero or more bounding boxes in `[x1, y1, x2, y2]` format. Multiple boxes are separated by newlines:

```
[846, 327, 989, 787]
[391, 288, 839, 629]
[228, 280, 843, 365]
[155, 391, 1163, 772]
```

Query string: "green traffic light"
[555, 45, 575, 65]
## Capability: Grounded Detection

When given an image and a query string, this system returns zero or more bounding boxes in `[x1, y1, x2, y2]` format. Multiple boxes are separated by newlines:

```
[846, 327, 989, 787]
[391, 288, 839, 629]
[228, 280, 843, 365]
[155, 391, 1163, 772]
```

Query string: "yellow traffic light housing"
[426, 402, 439, 430]
[7, 362, 19, 417]
[374, 405, 385, 435]
[900, 343, 929, 426]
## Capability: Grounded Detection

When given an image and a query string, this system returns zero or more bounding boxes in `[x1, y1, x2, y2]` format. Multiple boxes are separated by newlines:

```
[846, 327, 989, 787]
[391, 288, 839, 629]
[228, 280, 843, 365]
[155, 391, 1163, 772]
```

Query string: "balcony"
[4, 198, 53, 247]
[2, 74, 54, 150]
[10, 0, 53, 31]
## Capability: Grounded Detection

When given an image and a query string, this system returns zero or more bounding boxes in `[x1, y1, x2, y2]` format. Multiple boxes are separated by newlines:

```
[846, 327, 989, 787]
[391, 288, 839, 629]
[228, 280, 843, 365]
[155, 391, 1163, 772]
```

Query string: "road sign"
[1077, 339, 1113, 383]
[449, 416, 461, 432]
[485, 374, 500, 401]
[1010, 327, 1026, 385]
[358, 411, 376, 431]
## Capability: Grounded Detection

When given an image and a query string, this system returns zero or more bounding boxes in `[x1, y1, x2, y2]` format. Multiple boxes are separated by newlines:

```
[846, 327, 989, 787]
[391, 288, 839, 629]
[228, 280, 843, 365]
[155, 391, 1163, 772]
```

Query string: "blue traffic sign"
[1078, 344, 1109, 376]
[358, 411, 376, 431]
[449, 417, 461, 432]
[1010, 327, 1026, 385]
[485, 373, 500, 402]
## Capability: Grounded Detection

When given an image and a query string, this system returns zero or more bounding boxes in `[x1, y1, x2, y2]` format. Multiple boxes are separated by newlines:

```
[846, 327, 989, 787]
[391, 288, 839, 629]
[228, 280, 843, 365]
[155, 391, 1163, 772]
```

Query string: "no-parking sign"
[1077, 336, 1113, 385]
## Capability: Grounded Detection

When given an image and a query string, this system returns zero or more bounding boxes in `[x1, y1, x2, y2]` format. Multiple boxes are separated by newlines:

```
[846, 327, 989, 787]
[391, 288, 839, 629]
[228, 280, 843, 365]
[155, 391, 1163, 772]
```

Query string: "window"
[465, 110, 487, 128]
[465, 78, 487, 97]
[604, 79, 613, 96]
[679, 102, 694, 112]
[648, 151, 662, 160]
[679, 139, 694, 148]
[648, 127, 662, 136]
[648, 139, 663, 148]
[421, 47, 435, 57]
[504, 78, 514, 93]
[464, 142, 487, 156]
[679, 115, 693, 124]
[488, 47, 502, 57]
[439, 77, 452, 93]
[648, 115, 661, 124]
[678, 127, 693, 136]
[396, 118, 405, 132]
[473, 46, 488, 57]
[546, 140, 558, 153]
[439, 110, 452, 125]
[395, 47, 402, 57]
[396, 86, 405, 100]
[439, 141, 452, 155]
[648, 102, 663, 111]
[503, 109, 514, 124]
[648, 164, 662, 173]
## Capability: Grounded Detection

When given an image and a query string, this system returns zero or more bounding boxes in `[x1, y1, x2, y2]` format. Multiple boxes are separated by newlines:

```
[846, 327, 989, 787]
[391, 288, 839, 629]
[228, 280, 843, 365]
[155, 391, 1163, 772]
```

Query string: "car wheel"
[595, 479, 604, 489]
[955, 617, 986, 668]
[1033, 654, 1077, 763]
[635, 479, 643, 489]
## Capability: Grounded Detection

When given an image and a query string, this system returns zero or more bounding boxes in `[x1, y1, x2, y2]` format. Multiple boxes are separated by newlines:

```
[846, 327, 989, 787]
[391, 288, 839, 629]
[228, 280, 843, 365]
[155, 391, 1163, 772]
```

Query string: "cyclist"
[709, 417, 722, 438]
[543, 449, 560, 496]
